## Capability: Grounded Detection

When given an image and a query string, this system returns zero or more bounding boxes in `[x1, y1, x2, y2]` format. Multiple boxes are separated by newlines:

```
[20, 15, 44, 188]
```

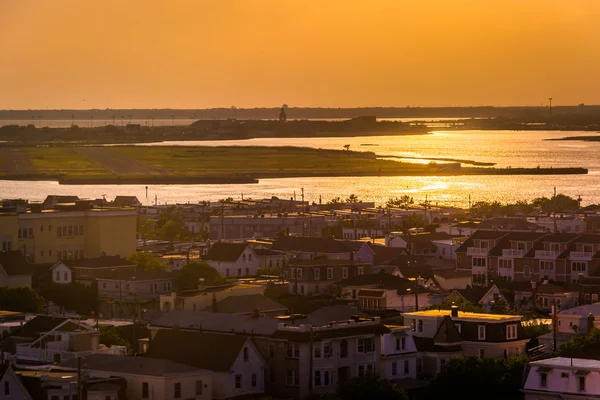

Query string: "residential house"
[18, 370, 125, 400]
[160, 283, 265, 313]
[0, 316, 125, 364]
[412, 315, 463, 377]
[210, 213, 326, 240]
[341, 227, 384, 240]
[59, 354, 211, 400]
[49, 261, 73, 285]
[379, 325, 419, 385]
[203, 243, 259, 278]
[513, 281, 579, 311]
[443, 284, 508, 312]
[271, 237, 353, 261]
[523, 357, 600, 399]
[403, 307, 528, 372]
[425, 270, 472, 291]
[384, 232, 452, 257]
[73, 255, 137, 287]
[254, 249, 286, 273]
[0, 364, 33, 400]
[97, 269, 174, 318]
[203, 294, 288, 316]
[0, 251, 33, 288]
[112, 196, 141, 208]
[288, 260, 371, 296]
[539, 303, 599, 351]
[145, 329, 266, 399]
[353, 243, 407, 266]
[336, 273, 442, 311]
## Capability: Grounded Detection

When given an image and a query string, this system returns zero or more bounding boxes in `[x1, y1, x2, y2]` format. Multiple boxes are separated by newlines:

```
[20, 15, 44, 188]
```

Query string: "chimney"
[451, 304, 459, 318]
[588, 313, 595, 334]
[252, 308, 261, 318]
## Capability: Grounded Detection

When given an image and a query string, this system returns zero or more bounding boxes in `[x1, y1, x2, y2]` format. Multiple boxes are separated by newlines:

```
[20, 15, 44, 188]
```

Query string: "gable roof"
[113, 196, 140, 207]
[43, 195, 80, 206]
[204, 243, 249, 262]
[98, 269, 174, 281]
[271, 236, 351, 254]
[145, 329, 249, 371]
[456, 286, 494, 304]
[8, 315, 71, 339]
[468, 230, 510, 240]
[0, 251, 33, 276]
[296, 305, 368, 326]
[433, 316, 462, 346]
[59, 353, 204, 376]
[74, 255, 134, 269]
[366, 243, 407, 264]
[203, 294, 287, 314]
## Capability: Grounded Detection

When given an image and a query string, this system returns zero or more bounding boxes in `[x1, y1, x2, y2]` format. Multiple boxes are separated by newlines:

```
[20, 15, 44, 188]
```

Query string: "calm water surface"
[1, 130, 600, 207]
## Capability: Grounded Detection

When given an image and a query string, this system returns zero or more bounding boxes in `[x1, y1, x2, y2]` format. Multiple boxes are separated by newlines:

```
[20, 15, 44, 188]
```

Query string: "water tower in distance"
[279, 104, 288, 122]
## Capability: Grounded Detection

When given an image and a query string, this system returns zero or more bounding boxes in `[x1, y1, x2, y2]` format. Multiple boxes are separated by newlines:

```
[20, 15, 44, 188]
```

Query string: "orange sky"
[1, 0, 599, 109]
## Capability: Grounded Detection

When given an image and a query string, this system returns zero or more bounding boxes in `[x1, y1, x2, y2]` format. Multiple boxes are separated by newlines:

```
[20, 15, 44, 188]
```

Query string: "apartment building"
[288, 259, 370, 296]
[210, 213, 326, 240]
[0, 204, 136, 264]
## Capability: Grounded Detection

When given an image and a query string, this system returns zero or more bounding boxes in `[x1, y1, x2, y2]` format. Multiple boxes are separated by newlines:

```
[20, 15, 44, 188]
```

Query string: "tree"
[128, 252, 167, 271]
[175, 262, 222, 291]
[428, 355, 528, 400]
[532, 194, 579, 213]
[345, 194, 359, 203]
[40, 283, 97, 315]
[99, 326, 130, 349]
[387, 195, 414, 210]
[336, 373, 407, 400]
[0, 287, 45, 313]
[560, 328, 600, 355]
[159, 220, 184, 243]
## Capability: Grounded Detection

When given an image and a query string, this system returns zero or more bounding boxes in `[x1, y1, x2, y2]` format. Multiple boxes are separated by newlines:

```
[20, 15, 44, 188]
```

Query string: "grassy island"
[0, 145, 589, 184]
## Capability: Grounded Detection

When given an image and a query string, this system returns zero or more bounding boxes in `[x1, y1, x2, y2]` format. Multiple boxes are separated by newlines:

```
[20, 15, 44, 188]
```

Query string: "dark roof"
[74, 255, 134, 269]
[337, 240, 365, 252]
[0, 251, 33, 276]
[298, 305, 368, 326]
[433, 316, 462, 346]
[0, 365, 7, 381]
[291, 259, 368, 267]
[540, 233, 580, 243]
[100, 269, 174, 281]
[338, 272, 412, 289]
[468, 230, 510, 240]
[272, 322, 390, 341]
[204, 243, 248, 262]
[271, 236, 351, 253]
[358, 289, 386, 297]
[434, 269, 472, 279]
[145, 329, 248, 371]
[456, 286, 491, 304]
[203, 294, 287, 314]
[505, 231, 549, 242]
[5, 316, 70, 340]
[573, 234, 600, 244]
[43, 195, 79, 206]
[113, 196, 140, 207]
[382, 254, 452, 270]
[366, 244, 407, 264]
[455, 238, 473, 253]
[59, 353, 202, 376]
[477, 218, 537, 230]
[253, 248, 282, 256]
[395, 265, 435, 280]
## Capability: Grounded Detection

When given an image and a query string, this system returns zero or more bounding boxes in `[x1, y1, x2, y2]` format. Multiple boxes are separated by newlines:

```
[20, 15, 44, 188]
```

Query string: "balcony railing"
[502, 249, 524, 258]
[535, 250, 560, 259]
[467, 247, 489, 256]
[570, 251, 593, 261]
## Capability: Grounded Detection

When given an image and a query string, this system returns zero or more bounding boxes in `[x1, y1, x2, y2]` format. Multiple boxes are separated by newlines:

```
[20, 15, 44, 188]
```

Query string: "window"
[324, 342, 332, 358]
[517, 242, 526, 250]
[196, 380, 203, 395]
[417, 320, 423, 332]
[396, 337, 406, 351]
[226, 268, 230, 277]
[478, 325, 486, 340]
[314, 345, 321, 358]
[142, 382, 149, 398]
[291, 268, 296, 279]
[56, 271, 60, 281]
[323, 370, 331, 386]
[245, 268, 249, 276]
[286, 369, 299, 386]
[472, 257, 486, 267]
[540, 261, 554, 270]
[540, 372, 547, 388]
[64, 272, 68, 281]
[340, 340, 348, 358]
[499, 259, 512, 269]
[572, 262, 587, 272]
[506, 324, 518, 340]
[404, 359, 410, 374]
[49, 224, 52, 231]
[440, 359, 446, 369]
[251, 373, 257, 388]
[244, 347, 249, 361]
[579, 376, 586, 392]
[391, 361, 397, 376]
[327, 268, 334, 280]
[238, 268, 241, 276]
[269, 343, 275, 359]
[286, 343, 300, 359]
[314, 370, 322, 387]
[561, 372, 569, 378]
[314, 268, 320, 280]
[243, 254, 246, 262]
[235, 375, 242, 389]
[357, 267, 364, 275]
[455, 323, 462, 334]
[342, 267, 348, 279]
[358, 337, 375, 353]
[296, 268, 303, 279]
[174, 382, 181, 398]
[249, 254, 252, 262]
[524, 265, 530, 278]
[102, 282, 107, 289]
[479, 349, 485, 358]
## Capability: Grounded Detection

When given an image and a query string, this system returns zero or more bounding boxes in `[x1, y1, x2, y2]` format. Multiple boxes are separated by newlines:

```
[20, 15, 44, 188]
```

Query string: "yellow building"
[0, 208, 137, 263]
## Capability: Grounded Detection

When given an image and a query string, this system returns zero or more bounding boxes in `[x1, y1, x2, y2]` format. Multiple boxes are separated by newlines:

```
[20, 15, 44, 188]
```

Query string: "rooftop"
[203, 294, 287, 314]
[203, 242, 249, 262]
[403, 309, 522, 321]
[530, 357, 600, 370]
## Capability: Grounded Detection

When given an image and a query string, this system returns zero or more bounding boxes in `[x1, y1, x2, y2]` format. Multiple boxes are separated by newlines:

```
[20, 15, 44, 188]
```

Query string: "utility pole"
[552, 299, 558, 352]
[77, 357, 83, 400]
[308, 325, 314, 395]
[549, 97, 553, 118]
[415, 275, 420, 311]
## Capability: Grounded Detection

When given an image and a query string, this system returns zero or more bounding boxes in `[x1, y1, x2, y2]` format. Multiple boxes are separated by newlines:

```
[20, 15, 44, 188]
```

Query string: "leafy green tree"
[428, 355, 528, 400]
[336, 373, 407, 400]
[0, 287, 45, 313]
[387, 195, 414, 209]
[175, 262, 221, 291]
[128, 252, 167, 271]
[532, 194, 579, 213]
[99, 326, 130, 349]
[345, 194, 359, 203]
[560, 328, 600, 355]
[40, 283, 97, 314]
[402, 214, 425, 229]
[159, 220, 184, 243]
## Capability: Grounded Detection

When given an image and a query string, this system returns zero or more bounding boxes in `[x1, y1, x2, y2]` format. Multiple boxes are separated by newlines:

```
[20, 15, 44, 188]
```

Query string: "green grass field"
[22, 147, 109, 175]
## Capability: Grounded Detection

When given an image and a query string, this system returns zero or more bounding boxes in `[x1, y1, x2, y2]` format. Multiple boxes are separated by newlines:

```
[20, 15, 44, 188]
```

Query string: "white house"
[523, 357, 600, 399]
[539, 303, 599, 351]
[380, 326, 418, 382]
[0, 364, 33, 400]
[146, 329, 266, 400]
[203, 242, 259, 277]
[49, 261, 73, 284]
[59, 354, 213, 400]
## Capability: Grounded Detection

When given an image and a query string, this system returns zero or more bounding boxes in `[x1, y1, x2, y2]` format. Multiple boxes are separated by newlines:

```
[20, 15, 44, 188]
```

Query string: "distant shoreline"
[545, 135, 600, 142]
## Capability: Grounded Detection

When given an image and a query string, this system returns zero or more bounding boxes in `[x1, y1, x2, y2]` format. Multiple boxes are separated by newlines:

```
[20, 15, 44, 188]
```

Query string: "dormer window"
[506, 324, 518, 340]
[478, 325, 486, 340]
